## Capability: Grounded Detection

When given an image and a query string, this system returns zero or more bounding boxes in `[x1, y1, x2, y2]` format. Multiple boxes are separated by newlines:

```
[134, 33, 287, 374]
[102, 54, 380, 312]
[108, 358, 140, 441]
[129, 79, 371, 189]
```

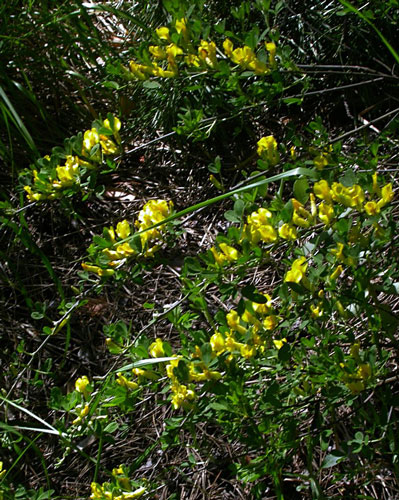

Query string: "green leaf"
[280, 199, 294, 223]
[339, 169, 357, 187]
[224, 210, 241, 222]
[143, 80, 162, 89]
[321, 451, 346, 468]
[116, 357, 177, 373]
[293, 178, 309, 204]
[278, 343, 290, 362]
[242, 285, 267, 303]
[103, 422, 119, 433]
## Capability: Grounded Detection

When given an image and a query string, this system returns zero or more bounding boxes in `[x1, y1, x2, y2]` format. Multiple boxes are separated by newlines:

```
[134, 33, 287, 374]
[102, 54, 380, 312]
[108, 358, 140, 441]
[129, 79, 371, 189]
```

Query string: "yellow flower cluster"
[82, 199, 174, 278]
[312, 145, 333, 170]
[72, 403, 90, 426]
[90, 468, 146, 500]
[211, 172, 393, 270]
[284, 256, 308, 284]
[242, 207, 278, 245]
[135, 199, 174, 255]
[146, 337, 222, 410]
[340, 356, 371, 394]
[313, 175, 393, 215]
[24, 117, 121, 202]
[290, 175, 393, 233]
[72, 375, 92, 425]
[127, 19, 277, 80]
[210, 242, 240, 266]
[223, 39, 276, 74]
[166, 353, 222, 410]
[209, 293, 282, 361]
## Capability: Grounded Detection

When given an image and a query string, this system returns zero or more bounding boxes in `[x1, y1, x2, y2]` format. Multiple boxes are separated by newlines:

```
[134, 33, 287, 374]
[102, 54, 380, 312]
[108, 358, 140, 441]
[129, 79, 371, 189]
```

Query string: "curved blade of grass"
[120, 166, 316, 245]
[0, 396, 59, 434]
[338, 0, 399, 65]
[0, 84, 39, 157]
[116, 356, 177, 373]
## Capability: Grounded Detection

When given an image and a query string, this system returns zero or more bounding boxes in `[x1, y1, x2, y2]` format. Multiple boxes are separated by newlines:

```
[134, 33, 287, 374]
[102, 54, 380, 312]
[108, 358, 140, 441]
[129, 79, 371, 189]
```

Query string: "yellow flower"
[372, 172, 381, 196]
[103, 116, 121, 133]
[219, 243, 240, 261]
[377, 183, 394, 209]
[81, 262, 115, 277]
[257, 224, 278, 243]
[184, 54, 200, 67]
[285, 256, 308, 283]
[278, 223, 297, 240]
[226, 310, 247, 335]
[100, 135, 118, 155]
[75, 375, 90, 394]
[210, 331, 226, 355]
[83, 128, 100, 152]
[166, 43, 183, 62]
[198, 40, 218, 67]
[330, 265, 343, 281]
[132, 368, 159, 381]
[263, 315, 278, 330]
[265, 41, 276, 66]
[24, 185, 46, 202]
[72, 402, 90, 425]
[175, 18, 188, 37]
[149, 45, 166, 60]
[249, 58, 268, 75]
[0, 461, 6, 480]
[273, 338, 287, 350]
[117, 243, 135, 258]
[330, 242, 345, 262]
[129, 61, 149, 80]
[241, 309, 261, 328]
[116, 487, 147, 499]
[331, 182, 364, 209]
[156, 26, 170, 41]
[165, 358, 181, 380]
[240, 344, 256, 359]
[116, 373, 139, 390]
[318, 202, 335, 225]
[310, 304, 323, 318]
[210, 243, 239, 266]
[170, 382, 196, 409]
[248, 207, 272, 225]
[231, 45, 256, 68]
[313, 154, 329, 170]
[364, 201, 380, 216]
[149, 338, 165, 358]
[116, 220, 131, 240]
[223, 38, 234, 56]
[292, 198, 313, 228]
[225, 333, 245, 353]
[189, 364, 221, 381]
[313, 179, 332, 204]
[256, 136, 279, 166]
[54, 155, 80, 189]
[90, 482, 104, 500]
